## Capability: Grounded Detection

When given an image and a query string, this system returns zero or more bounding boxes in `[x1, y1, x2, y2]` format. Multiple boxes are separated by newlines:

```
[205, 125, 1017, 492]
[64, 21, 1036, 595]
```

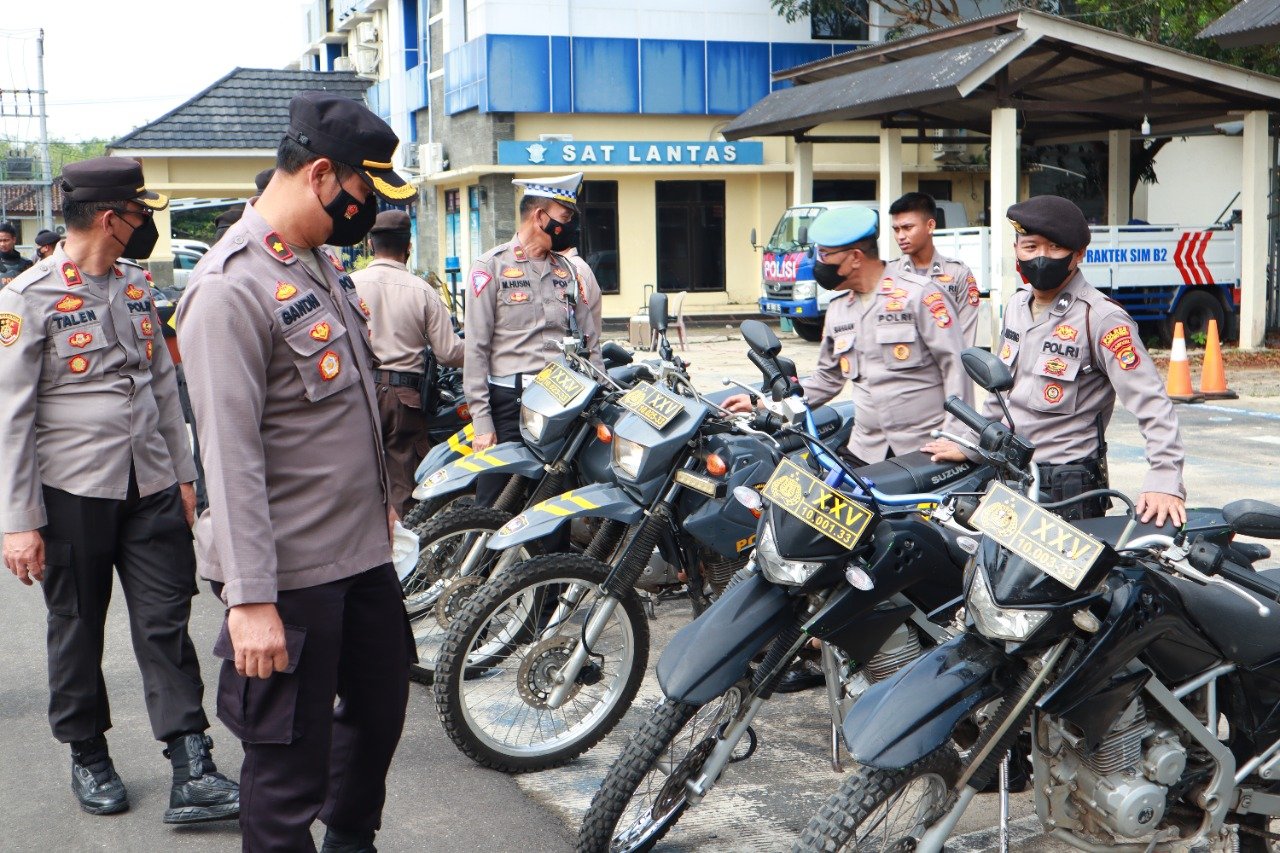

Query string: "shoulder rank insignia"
[56, 295, 84, 313]
[0, 313, 21, 346]
[880, 277, 895, 293]
[264, 232, 294, 263]
[275, 282, 298, 301]
[112, 265, 123, 278]
[512, 244, 527, 261]
[61, 262, 84, 288]
[125, 283, 146, 300]
[318, 350, 341, 381]
[326, 250, 345, 272]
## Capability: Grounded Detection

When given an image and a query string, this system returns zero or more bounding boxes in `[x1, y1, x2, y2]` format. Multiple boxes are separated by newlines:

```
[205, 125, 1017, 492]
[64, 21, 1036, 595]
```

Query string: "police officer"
[889, 192, 981, 346]
[177, 91, 416, 852]
[0, 157, 239, 821]
[213, 206, 244, 243]
[352, 209, 464, 514]
[0, 220, 33, 285]
[925, 195, 1186, 526]
[32, 228, 60, 263]
[726, 206, 972, 466]
[464, 172, 601, 505]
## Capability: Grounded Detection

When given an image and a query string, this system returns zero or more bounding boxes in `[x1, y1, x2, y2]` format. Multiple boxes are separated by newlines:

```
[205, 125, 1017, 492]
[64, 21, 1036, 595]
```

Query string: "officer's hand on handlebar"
[923, 438, 968, 464]
[721, 393, 758, 414]
[1137, 492, 1187, 528]
[472, 431, 497, 452]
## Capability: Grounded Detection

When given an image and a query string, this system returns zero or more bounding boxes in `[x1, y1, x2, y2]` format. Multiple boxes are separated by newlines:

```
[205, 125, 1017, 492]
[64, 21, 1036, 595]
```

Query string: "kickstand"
[820, 643, 844, 773]
[999, 751, 1010, 853]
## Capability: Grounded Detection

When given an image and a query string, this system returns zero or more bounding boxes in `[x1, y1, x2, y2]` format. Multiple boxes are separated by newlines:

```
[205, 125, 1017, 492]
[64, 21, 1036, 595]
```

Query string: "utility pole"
[36, 28, 52, 231]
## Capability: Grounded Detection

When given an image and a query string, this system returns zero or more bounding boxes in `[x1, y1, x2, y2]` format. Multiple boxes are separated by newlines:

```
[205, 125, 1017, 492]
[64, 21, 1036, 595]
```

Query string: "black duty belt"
[372, 369, 423, 391]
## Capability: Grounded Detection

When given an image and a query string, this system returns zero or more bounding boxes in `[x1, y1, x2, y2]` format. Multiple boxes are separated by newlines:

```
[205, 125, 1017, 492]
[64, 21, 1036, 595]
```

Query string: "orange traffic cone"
[1166, 322, 1204, 404]
[1199, 318, 1237, 399]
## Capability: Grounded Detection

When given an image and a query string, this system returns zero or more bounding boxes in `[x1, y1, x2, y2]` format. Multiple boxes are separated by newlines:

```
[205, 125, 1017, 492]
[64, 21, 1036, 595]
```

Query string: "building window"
[813, 179, 875, 203]
[580, 181, 620, 295]
[811, 1, 869, 41]
[655, 181, 725, 293]
[917, 179, 952, 202]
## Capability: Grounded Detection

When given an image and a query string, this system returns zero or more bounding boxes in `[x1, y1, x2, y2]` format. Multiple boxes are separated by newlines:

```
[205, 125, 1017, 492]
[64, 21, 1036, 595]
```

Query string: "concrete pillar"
[878, 127, 902, 259]
[1240, 110, 1270, 348]
[990, 108, 1020, 311]
[1107, 129, 1132, 226]
[792, 141, 813, 206]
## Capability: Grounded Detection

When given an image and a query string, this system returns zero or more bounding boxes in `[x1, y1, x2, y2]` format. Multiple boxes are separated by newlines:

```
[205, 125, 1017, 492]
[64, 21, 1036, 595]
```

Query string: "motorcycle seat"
[855, 450, 977, 496]
[1075, 509, 1229, 548]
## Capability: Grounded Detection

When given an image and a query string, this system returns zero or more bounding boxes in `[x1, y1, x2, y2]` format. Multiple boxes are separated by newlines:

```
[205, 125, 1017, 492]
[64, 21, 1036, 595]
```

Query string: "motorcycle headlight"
[754, 520, 824, 586]
[612, 436, 647, 479]
[520, 405, 548, 442]
[967, 566, 1049, 642]
[793, 280, 816, 300]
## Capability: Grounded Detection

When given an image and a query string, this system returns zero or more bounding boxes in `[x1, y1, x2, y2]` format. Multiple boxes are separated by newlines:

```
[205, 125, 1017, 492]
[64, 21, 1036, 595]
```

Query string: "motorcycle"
[794, 347, 1280, 853]
[576, 320, 993, 852]
[430, 301, 845, 773]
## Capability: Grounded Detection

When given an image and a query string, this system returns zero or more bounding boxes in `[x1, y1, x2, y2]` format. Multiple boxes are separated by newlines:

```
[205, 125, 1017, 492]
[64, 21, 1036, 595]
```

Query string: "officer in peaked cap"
[927, 194, 1186, 525]
[464, 171, 602, 508]
[352, 208, 463, 514]
[177, 91, 414, 851]
[0, 156, 240, 822]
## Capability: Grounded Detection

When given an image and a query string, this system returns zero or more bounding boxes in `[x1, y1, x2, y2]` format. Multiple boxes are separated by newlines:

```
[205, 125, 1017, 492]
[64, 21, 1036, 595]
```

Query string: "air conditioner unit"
[354, 48, 379, 75]
[355, 21, 379, 46]
[333, 55, 356, 72]
[419, 142, 445, 174]
[932, 129, 967, 161]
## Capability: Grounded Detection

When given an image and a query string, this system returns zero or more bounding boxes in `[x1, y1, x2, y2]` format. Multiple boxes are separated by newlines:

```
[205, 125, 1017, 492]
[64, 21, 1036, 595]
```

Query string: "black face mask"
[542, 213, 579, 252]
[322, 182, 378, 247]
[1018, 254, 1075, 292]
[813, 261, 845, 291]
[113, 214, 159, 260]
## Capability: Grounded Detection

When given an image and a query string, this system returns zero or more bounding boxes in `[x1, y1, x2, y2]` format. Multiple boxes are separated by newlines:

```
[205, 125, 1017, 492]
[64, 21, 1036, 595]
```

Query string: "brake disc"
[434, 575, 486, 629]
[516, 635, 581, 709]
[653, 735, 718, 817]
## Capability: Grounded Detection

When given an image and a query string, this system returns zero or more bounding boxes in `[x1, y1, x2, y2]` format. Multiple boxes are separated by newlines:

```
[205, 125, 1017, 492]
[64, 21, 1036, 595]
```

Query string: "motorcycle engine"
[1047, 698, 1187, 840]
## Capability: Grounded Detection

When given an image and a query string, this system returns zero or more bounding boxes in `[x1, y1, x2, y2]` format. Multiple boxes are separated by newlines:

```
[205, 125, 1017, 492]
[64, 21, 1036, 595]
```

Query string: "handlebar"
[944, 395, 990, 435]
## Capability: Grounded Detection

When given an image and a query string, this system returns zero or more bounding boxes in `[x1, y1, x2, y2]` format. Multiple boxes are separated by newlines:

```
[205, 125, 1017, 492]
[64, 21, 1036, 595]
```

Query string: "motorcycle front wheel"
[433, 553, 649, 773]
[792, 749, 959, 853]
[402, 490, 474, 532]
[577, 684, 749, 853]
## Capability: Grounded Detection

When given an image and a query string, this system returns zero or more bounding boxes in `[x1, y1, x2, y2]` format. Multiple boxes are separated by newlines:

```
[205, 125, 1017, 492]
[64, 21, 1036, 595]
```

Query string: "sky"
[0, 0, 308, 145]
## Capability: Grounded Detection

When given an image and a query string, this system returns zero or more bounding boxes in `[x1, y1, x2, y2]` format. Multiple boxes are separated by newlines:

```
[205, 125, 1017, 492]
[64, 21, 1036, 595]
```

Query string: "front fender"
[415, 441, 544, 501]
[843, 632, 1009, 770]
[413, 424, 476, 485]
[656, 572, 794, 705]
[487, 483, 644, 550]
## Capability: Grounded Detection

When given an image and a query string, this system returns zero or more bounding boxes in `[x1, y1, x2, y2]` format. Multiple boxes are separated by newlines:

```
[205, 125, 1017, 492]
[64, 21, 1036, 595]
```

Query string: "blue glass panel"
[487, 34, 551, 112]
[640, 40, 705, 114]
[444, 37, 487, 114]
[572, 38, 639, 113]
[550, 36, 572, 113]
[705, 41, 769, 114]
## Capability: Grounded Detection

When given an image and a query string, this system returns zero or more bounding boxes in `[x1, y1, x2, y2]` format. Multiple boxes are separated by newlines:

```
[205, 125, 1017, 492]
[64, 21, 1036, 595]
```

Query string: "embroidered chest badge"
[55, 295, 83, 313]
[310, 322, 331, 342]
[68, 355, 90, 374]
[0, 313, 21, 346]
[318, 350, 341, 381]
[125, 283, 146, 300]
[275, 282, 298, 301]
[68, 331, 93, 349]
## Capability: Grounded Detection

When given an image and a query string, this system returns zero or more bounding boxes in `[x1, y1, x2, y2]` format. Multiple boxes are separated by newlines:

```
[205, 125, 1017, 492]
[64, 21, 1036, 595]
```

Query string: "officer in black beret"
[177, 91, 414, 852]
[254, 167, 274, 195]
[0, 220, 33, 285]
[32, 229, 60, 263]
[927, 194, 1186, 526]
[213, 207, 244, 244]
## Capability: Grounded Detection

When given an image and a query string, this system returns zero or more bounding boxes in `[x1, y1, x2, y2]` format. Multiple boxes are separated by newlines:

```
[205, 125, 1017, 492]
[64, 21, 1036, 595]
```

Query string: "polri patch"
[0, 313, 21, 346]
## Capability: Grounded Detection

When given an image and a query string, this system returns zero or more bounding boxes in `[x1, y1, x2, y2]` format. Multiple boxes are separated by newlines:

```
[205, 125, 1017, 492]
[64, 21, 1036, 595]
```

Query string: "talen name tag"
[971, 481, 1105, 590]
[761, 457, 874, 551]
[619, 382, 684, 430]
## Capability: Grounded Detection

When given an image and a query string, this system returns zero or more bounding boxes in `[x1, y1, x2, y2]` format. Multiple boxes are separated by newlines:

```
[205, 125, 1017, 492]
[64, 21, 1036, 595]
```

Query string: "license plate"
[533, 361, 587, 405]
[761, 457, 874, 551]
[619, 382, 684, 430]
[765, 302, 782, 313]
[970, 482, 1104, 590]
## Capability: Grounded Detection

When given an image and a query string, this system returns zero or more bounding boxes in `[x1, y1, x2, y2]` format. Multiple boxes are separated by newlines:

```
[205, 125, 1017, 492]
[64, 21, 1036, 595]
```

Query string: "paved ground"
[1, 327, 1277, 852]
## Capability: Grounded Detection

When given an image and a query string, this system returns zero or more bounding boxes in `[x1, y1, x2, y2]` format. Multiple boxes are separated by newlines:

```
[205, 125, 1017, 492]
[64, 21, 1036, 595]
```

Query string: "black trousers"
[212, 565, 411, 853]
[40, 479, 208, 744]
[475, 382, 523, 507]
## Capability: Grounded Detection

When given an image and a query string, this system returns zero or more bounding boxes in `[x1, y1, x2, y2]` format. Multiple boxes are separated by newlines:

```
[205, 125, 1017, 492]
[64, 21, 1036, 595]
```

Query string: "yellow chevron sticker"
[469, 451, 505, 468]
[541, 503, 573, 517]
[566, 494, 600, 510]
[447, 430, 474, 457]
[455, 459, 487, 473]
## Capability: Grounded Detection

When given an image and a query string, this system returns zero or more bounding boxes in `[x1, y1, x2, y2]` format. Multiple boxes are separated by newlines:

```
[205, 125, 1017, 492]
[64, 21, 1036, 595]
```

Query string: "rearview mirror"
[749, 227, 757, 248]
[648, 292, 669, 334]
[797, 224, 809, 246]
[740, 319, 782, 358]
[961, 347, 1013, 393]
[601, 341, 633, 367]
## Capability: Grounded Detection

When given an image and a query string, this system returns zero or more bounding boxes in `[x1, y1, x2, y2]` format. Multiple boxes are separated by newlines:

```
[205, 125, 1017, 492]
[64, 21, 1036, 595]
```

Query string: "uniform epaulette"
[117, 257, 143, 269]
[3, 260, 57, 294]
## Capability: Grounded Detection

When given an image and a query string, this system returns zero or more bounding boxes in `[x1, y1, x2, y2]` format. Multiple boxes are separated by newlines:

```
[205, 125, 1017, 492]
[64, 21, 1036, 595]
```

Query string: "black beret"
[285, 91, 414, 205]
[60, 157, 168, 210]
[34, 229, 60, 247]
[254, 168, 275, 193]
[1007, 195, 1090, 251]
[215, 206, 245, 229]
[369, 210, 411, 234]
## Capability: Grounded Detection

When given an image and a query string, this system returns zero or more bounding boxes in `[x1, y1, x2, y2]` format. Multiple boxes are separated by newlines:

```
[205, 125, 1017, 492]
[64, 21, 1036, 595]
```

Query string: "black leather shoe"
[70, 736, 129, 816]
[774, 660, 825, 694]
[321, 826, 377, 853]
[162, 733, 239, 824]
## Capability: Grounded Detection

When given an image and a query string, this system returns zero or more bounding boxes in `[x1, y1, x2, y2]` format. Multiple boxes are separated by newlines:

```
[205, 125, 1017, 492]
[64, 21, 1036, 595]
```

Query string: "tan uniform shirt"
[463, 237, 599, 435]
[177, 204, 392, 607]
[562, 249, 605, 370]
[351, 258, 463, 372]
[986, 271, 1185, 497]
[801, 270, 972, 463]
[894, 251, 981, 346]
[0, 246, 196, 532]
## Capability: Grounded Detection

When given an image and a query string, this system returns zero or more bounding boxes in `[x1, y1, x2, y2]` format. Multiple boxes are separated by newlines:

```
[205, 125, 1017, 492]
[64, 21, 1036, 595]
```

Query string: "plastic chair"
[650, 290, 688, 351]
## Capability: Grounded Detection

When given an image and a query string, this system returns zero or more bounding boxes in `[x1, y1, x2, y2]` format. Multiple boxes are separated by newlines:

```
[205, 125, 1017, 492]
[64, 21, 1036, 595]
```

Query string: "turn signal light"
[706, 453, 728, 477]
[456, 404, 471, 421]
[596, 423, 613, 443]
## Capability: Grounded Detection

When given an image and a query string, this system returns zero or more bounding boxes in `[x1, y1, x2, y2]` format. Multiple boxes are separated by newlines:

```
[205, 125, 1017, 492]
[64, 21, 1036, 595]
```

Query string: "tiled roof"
[1, 182, 65, 217]
[1199, 0, 1280, 47]
[111, 68, 370, 151]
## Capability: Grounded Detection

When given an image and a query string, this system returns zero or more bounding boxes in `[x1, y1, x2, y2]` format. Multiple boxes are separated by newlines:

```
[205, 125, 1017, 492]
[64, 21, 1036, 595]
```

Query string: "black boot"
[775, 660, 825, 694]
[70, 735, 129, 816]
[320, 826, 377, 853]
[162, 733, 240, 824]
